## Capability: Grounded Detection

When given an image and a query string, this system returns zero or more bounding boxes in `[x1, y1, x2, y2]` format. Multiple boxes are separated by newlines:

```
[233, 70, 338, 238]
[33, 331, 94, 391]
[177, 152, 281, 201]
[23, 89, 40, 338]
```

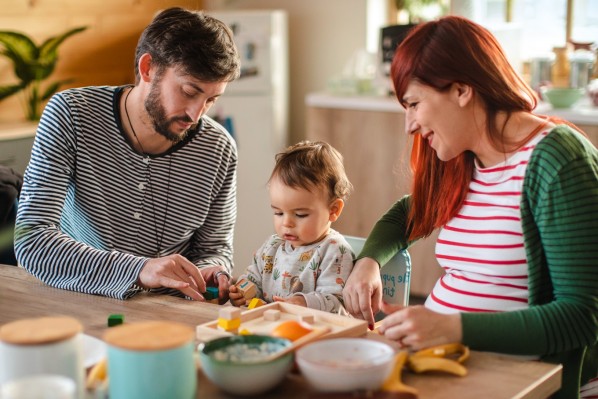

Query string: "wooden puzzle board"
[196, 302, 367, 343]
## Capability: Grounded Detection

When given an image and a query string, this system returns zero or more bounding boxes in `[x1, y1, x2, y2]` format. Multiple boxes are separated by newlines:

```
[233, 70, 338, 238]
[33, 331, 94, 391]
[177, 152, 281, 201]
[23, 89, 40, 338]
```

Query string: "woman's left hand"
[378, 303, 463, 350]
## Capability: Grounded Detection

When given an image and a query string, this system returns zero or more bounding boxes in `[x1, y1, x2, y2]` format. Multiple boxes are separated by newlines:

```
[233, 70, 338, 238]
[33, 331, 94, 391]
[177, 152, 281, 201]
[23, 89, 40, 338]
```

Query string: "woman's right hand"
[342, 257, 382, 328]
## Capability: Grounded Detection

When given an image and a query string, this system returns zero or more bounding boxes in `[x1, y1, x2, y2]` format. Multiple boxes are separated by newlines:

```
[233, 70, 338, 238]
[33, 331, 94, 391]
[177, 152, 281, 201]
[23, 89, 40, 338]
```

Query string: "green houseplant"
[0, 26, 87, 121]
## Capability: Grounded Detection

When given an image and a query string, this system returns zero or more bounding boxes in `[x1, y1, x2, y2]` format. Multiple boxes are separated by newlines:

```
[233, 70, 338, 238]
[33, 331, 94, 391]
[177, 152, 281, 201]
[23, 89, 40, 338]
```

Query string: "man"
[15, 8, 240, 301]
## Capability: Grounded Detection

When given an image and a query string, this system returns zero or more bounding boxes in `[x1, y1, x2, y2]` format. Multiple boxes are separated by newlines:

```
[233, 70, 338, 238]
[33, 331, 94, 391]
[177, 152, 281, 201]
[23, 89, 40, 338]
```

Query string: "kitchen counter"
[0, 121, 37, 141]
[0, 122, 37, 175]
[306, 92, 598, 126]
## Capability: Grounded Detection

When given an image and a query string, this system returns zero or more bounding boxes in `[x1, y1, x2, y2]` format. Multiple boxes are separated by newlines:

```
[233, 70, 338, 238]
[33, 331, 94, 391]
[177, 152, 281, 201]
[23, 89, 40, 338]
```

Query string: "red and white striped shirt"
[425, 130, 548, 314]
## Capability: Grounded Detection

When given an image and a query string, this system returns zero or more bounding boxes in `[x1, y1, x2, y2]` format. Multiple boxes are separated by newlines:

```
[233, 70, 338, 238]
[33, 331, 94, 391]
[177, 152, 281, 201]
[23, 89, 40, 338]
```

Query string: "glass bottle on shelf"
[569, 50, 595, 89]
[551, 46, 570, 88]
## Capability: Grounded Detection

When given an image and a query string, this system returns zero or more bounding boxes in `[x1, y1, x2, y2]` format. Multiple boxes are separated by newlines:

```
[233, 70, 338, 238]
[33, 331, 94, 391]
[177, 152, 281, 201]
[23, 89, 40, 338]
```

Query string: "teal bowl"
[541, 87, 585, 108]
[199, 335, 293, 396]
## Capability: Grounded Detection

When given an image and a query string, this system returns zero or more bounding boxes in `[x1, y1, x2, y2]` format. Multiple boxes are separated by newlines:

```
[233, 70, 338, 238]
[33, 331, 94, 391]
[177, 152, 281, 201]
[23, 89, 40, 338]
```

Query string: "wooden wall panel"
[0, 0, 203, 122]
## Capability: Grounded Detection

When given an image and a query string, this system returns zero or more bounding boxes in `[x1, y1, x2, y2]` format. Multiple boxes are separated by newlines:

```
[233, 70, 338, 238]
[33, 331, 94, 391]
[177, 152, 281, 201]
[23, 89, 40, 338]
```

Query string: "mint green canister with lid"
[103, 321, 196, 399]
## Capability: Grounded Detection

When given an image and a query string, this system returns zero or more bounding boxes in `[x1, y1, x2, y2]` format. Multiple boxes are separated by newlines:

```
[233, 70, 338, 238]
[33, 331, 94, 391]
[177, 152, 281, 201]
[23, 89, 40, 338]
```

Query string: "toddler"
[229, 141, 354, 312]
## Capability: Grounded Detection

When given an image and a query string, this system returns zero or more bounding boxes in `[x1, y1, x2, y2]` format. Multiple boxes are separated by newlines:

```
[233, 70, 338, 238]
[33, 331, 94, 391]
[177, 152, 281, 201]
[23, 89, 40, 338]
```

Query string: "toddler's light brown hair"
[269, 140, 353, 202]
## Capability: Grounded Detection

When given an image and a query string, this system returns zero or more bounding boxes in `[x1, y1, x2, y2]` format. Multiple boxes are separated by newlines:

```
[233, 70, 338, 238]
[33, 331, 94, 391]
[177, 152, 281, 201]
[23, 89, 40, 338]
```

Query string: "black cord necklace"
[124, 87, 172, 257]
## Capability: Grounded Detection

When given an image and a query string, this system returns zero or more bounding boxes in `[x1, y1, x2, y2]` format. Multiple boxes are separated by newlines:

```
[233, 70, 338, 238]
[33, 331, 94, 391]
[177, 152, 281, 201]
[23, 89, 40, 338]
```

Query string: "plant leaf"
[0, 83, 26, 100]
[0, 31, 39, 82]
[34, 27, 86, 81]
[39, 26, 87, 62]
[0, 31, 38, 63]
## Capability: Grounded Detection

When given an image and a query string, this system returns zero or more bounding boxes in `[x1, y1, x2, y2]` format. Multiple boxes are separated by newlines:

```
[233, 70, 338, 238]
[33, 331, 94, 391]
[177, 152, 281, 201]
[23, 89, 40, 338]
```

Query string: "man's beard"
[145, 80, 195, 144]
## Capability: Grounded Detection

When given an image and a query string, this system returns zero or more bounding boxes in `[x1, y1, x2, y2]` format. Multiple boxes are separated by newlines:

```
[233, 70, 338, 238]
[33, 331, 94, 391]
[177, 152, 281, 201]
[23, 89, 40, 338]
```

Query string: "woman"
[342, 16, 597, 399]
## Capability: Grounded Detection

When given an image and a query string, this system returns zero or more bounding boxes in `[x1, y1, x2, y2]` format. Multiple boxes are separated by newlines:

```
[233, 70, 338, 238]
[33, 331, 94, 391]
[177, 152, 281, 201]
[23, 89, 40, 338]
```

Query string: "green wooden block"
[204, 286, 219, 300]
[108, 314, 124, 327]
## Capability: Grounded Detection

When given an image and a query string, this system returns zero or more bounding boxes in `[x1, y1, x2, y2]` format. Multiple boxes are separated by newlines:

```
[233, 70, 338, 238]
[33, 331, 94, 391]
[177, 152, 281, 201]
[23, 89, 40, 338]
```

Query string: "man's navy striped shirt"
[15, 86, 237, 299]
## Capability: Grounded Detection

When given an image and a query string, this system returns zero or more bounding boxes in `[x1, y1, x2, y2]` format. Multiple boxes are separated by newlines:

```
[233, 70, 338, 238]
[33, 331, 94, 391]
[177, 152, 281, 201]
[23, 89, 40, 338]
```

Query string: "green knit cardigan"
[359, 126, 598, 399]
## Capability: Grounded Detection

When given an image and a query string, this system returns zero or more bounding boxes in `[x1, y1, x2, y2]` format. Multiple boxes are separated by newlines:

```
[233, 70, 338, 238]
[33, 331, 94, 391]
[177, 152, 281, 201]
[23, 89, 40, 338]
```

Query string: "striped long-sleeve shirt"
[359, 125, 598, 399]
[14, 86, 237, 299]
[427, 130, 548, 314]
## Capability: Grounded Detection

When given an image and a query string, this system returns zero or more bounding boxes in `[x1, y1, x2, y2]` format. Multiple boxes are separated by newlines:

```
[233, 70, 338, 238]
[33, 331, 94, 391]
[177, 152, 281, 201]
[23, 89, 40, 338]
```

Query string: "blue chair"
[344, 235, 411, 307]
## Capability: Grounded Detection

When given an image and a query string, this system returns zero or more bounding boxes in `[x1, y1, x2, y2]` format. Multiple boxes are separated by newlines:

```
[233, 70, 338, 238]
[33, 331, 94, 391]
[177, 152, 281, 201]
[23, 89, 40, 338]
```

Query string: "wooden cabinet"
[577, 124, 598, 144]
[305, 98, 443, 296]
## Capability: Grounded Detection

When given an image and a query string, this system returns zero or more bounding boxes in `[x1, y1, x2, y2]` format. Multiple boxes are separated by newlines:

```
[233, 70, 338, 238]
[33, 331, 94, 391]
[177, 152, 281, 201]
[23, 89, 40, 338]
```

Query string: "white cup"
[0, 374, 76, 399]
[0, 317, 84, 399]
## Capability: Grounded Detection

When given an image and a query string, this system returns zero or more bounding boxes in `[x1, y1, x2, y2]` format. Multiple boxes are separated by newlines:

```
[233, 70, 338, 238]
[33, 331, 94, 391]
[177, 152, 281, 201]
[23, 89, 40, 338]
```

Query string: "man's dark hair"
[134, 7, 240, 83]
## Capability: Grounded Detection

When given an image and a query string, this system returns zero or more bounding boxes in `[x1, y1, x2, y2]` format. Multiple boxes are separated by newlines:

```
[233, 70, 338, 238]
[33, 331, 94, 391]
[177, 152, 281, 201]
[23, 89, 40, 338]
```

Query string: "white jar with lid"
[569, 50, 595, 89]
[530, 53, 555, 92]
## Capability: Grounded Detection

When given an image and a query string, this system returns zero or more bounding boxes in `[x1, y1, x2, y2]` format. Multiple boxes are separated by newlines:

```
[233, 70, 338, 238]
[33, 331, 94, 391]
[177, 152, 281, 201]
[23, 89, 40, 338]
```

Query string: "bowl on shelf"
[198, 335, 293, 396]
[541, 86, 585, 108]
[296, 338, 395, 392]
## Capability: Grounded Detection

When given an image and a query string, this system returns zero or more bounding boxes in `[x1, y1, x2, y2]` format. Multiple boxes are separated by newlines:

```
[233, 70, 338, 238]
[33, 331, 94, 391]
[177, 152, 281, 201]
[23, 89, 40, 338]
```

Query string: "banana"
[407, 355, 468, 377]
[381, 351, 419, 396]
[412, 343, 470, 363]
[86, 357, 107, 389]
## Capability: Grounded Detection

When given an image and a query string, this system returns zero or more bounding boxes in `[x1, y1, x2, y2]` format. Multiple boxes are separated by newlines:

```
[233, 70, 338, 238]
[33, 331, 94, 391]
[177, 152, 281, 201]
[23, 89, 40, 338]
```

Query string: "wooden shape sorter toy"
[196, 302, 367, 343]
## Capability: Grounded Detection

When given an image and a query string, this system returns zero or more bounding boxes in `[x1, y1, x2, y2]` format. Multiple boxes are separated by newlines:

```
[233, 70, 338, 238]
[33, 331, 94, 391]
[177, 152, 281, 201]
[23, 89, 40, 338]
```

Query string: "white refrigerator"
[208, 10, 289, 276]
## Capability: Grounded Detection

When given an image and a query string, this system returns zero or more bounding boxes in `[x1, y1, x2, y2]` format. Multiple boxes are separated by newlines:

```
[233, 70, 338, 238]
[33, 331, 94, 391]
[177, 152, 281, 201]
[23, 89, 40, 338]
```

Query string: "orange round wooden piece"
[271, 320, 313, 342]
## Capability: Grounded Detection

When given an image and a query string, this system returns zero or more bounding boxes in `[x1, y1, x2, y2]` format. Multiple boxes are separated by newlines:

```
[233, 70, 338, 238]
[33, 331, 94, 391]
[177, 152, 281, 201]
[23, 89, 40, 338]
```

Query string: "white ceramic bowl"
[296, 338, 395, 392]
[199, 335, 293, 396]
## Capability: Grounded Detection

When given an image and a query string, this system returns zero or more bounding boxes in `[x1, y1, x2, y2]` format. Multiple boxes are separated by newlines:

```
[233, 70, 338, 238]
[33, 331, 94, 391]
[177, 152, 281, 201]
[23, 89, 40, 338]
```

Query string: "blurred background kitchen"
[1, 0, 597, 301]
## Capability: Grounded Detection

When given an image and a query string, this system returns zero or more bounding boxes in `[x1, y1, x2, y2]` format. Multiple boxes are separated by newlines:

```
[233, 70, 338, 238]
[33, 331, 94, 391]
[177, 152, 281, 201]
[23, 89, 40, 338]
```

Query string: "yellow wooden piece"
[239, 328, 252, 335]
[247, 298, 266, 309]
[217, 317, 241, 331]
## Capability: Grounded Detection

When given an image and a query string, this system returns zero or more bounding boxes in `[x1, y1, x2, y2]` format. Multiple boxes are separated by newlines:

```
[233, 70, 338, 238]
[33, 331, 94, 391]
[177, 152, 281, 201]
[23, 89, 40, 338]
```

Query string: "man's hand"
[200, 266, 232, 304]
[138, 254, 205, 300]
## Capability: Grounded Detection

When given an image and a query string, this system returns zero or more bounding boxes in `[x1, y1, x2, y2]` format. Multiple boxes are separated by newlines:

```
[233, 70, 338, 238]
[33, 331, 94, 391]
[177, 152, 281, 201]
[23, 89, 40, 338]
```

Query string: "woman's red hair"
[390, 16, 537, 240]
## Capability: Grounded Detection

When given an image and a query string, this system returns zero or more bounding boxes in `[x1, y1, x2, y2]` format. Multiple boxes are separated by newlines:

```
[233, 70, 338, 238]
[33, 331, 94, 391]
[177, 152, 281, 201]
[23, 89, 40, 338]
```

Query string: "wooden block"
[263, 309, 281, 321]
[107, 314, 124, 327]
[204, 287, 219, 304]
[247, 298, 267, 309]
[297, 314, 315, 324]
[239, 328, 252, 335]
[235, 278, 258, 300]
[219, 307, 241, 320]
[196, 326, 233, 343]
[217, 317, 241, 332]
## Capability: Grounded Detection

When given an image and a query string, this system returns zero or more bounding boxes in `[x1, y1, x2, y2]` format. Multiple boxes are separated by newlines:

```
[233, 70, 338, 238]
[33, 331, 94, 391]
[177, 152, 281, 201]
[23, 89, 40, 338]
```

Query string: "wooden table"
[0, 265, 562, 398]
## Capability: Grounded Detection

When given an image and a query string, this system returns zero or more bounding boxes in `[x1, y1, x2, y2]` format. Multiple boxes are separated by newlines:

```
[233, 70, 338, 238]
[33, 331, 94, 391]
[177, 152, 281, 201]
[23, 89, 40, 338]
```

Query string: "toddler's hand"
[228, 285, 246, 307]
[273, 295, 307, 307]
